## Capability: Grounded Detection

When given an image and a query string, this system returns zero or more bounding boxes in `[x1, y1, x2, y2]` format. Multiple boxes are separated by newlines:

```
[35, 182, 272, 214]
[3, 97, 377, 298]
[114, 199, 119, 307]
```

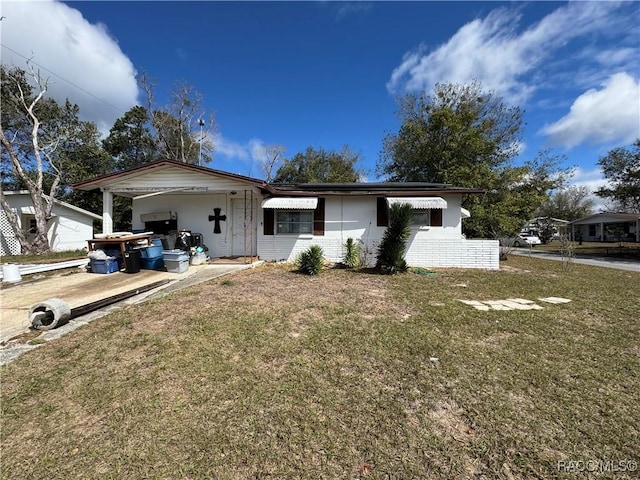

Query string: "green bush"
[342, 237, 361, 269]
[296, 245, 325, 275]
[376, 202, 412, 274]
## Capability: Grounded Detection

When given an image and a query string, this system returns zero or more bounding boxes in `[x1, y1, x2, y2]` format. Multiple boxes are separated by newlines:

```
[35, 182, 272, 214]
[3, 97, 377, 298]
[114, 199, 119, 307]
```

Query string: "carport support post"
[102, 189, 113, 234]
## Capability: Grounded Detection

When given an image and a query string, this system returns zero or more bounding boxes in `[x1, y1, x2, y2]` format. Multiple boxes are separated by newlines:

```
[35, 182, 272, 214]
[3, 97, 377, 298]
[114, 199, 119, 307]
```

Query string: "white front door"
[231, 198, 257, 257]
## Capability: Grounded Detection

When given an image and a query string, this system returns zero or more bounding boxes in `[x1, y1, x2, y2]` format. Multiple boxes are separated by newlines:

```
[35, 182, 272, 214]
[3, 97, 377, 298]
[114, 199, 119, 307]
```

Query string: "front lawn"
[1, 249, 87, 264]
[1, 257, 638, 479]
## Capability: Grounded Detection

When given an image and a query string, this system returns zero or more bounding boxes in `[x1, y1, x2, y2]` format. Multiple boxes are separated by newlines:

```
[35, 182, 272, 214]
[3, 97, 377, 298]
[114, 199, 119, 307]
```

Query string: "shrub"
[342, 237, 361, 269]
[376, 202, 412, 274]
[296, 245, 325, 275]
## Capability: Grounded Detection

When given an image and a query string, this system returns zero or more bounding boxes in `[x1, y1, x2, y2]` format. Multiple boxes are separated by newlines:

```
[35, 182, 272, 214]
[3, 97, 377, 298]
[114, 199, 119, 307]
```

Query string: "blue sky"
[1, 1, 639, 199]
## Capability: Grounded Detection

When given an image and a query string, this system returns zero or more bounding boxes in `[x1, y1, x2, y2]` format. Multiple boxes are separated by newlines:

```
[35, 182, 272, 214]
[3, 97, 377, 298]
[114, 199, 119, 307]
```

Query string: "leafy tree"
[376, 202, 412, 274]
[595, 139, 640, 212]
[379, 81, 522, 185]
[379, 82, 569, 237]
[273, 145, 363, 183]
[261, 144, 286, 182]
[102, 105, 157, 170]
[1, 65, 101, 254]
[537, 185, 595, 221]
[139, 73, 215, 165]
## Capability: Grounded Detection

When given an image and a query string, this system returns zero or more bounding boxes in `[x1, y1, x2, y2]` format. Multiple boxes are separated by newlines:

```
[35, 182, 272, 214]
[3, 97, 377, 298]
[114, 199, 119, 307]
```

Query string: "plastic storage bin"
[104, 249, 123, 270]
[140, 245, 163, 259]
[165, 258, 189, 273]
[90, 257, 119, 274]
[162, 249, 189, 261]
[140, 256, 165, 271]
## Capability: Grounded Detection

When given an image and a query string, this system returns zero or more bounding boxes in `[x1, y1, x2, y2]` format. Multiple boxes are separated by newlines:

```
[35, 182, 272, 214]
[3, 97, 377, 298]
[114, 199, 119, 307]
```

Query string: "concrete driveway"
[1, 262, 251, 345]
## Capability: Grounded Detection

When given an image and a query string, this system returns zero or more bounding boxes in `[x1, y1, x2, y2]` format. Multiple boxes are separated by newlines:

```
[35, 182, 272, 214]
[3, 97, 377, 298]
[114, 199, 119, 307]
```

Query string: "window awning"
[261, 197, 318, 209]
[461, 208, 471, 218]
[386, 197, 447, 209]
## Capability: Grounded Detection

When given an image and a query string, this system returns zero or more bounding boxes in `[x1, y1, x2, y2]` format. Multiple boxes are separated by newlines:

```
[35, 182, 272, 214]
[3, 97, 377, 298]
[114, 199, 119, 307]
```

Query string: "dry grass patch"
[1, 258, 639, 479]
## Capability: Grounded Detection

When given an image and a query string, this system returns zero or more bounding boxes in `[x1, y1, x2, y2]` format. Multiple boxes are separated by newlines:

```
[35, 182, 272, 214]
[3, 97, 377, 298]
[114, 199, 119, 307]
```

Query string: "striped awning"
[261, 197, 318, 209]
[386, 197, 447, 209]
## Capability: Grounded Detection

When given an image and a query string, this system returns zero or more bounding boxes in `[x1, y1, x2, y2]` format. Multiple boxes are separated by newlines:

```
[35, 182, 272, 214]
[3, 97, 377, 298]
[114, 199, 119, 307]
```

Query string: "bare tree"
[0, 64, 61, 254]
[139, 73, 215, 164]
[261, 144, 286, 182]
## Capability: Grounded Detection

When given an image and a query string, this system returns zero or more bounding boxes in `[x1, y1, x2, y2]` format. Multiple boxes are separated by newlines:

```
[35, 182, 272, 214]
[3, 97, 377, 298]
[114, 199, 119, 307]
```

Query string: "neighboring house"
[0, 191, 102, 256]
[72, 160, 499, 269]
[570, 212, 640, 243]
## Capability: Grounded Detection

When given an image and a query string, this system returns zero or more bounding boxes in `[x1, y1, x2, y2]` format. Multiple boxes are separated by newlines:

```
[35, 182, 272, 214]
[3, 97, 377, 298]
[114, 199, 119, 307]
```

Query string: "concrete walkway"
[511, 248, 640, 272]
[0, 261, 257, 365]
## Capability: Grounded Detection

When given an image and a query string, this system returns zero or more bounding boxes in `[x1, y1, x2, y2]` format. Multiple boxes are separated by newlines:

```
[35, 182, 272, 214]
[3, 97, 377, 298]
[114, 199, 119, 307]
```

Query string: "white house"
[0, 191, 102, 255]
[72, 161, 499, 269]
[570, 212, 640, 243]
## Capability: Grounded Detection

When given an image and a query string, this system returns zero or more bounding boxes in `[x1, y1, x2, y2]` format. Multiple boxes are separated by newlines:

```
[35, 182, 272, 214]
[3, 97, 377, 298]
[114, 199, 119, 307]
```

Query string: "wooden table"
[87, 233, 153, 272]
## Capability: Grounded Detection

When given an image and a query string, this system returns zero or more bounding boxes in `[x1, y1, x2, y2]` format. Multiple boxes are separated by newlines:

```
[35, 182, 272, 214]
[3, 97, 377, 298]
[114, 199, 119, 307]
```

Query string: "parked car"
[500, 234, 542, 247]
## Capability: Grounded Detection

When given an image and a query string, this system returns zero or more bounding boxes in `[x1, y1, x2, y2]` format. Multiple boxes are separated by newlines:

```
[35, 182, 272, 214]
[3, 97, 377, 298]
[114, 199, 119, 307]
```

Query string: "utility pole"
[198, 117, 205, 166]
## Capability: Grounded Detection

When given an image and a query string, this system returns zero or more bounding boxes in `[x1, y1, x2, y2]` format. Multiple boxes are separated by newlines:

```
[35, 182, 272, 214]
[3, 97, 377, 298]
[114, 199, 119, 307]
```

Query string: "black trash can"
[123, 249, 141, 274]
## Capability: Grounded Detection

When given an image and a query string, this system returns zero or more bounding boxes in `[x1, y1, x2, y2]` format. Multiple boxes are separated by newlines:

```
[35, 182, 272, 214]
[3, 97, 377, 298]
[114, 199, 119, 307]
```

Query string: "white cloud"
[0, 0, 138, 134]
[213, 134, 250, 161]
[569, 167, 610, 212]
[336, 2, 372, 20]
[540, 73, 640, 148]
[569, 167, 608, 194]
[387, 2, 630, 105]
[213, 134, 270, 178]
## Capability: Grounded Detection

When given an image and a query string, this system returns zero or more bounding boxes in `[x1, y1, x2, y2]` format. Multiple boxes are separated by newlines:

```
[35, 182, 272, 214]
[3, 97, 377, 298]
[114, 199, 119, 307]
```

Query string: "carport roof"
[71, 160, 269, 191]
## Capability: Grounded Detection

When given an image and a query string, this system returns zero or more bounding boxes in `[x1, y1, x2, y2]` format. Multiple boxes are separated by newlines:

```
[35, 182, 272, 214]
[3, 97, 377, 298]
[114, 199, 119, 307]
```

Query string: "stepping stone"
[507, 298, 536, 304]
[538, 297, 571, 304]
[482, 300, 513, 311]
[458, 300, 491, 311]
[500, 300, 542, 310]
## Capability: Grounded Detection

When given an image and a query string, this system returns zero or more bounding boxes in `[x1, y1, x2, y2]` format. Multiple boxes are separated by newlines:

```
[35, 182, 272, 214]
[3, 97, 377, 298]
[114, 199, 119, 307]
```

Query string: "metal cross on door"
[208, 207, 226, 234]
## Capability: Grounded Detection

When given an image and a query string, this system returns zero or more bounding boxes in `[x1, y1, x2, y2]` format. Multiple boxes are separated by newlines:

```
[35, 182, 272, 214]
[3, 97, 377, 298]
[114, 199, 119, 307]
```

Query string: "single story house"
[72, 160, 499, 269]
[0, 191, 102, 255]
[570, 212, 640, 243]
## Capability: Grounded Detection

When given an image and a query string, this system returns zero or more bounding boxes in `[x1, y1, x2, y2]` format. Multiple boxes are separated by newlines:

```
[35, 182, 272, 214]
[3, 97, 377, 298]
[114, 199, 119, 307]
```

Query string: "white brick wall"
[405, 238, 499, 270]
[257, 195, 500, 270]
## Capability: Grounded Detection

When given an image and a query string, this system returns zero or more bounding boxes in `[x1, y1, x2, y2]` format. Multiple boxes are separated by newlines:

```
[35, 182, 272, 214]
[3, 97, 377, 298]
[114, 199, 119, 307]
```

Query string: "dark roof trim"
[71, 160, 482, 196]
[269, 182, 483, 196]
[71, 160, 270, 191]
[570, 212, 640, 224]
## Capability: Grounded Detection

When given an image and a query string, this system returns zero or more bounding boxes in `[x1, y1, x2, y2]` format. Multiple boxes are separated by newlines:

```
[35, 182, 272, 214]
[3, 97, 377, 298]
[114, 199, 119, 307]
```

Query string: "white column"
[102, 189, 113, 234]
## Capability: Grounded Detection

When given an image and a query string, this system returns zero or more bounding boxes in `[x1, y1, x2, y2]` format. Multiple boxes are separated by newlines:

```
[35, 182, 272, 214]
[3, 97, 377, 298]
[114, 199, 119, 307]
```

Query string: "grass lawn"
[1, 256, 638, 479]
[1, 250, 87, 264]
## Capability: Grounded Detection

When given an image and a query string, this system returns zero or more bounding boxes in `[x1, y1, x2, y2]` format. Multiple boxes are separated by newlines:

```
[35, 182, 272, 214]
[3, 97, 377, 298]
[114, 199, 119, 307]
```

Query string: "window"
[276, 211, 313, 234]
[589, 225, 596, 237]
[411, 209, 443, 227]
[411, 209, 430, 226]
[22, 214, 37, 234]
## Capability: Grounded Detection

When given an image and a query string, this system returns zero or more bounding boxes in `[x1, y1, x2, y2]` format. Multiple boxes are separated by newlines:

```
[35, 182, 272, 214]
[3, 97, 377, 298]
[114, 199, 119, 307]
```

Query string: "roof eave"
[71, 159, 268, 191]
